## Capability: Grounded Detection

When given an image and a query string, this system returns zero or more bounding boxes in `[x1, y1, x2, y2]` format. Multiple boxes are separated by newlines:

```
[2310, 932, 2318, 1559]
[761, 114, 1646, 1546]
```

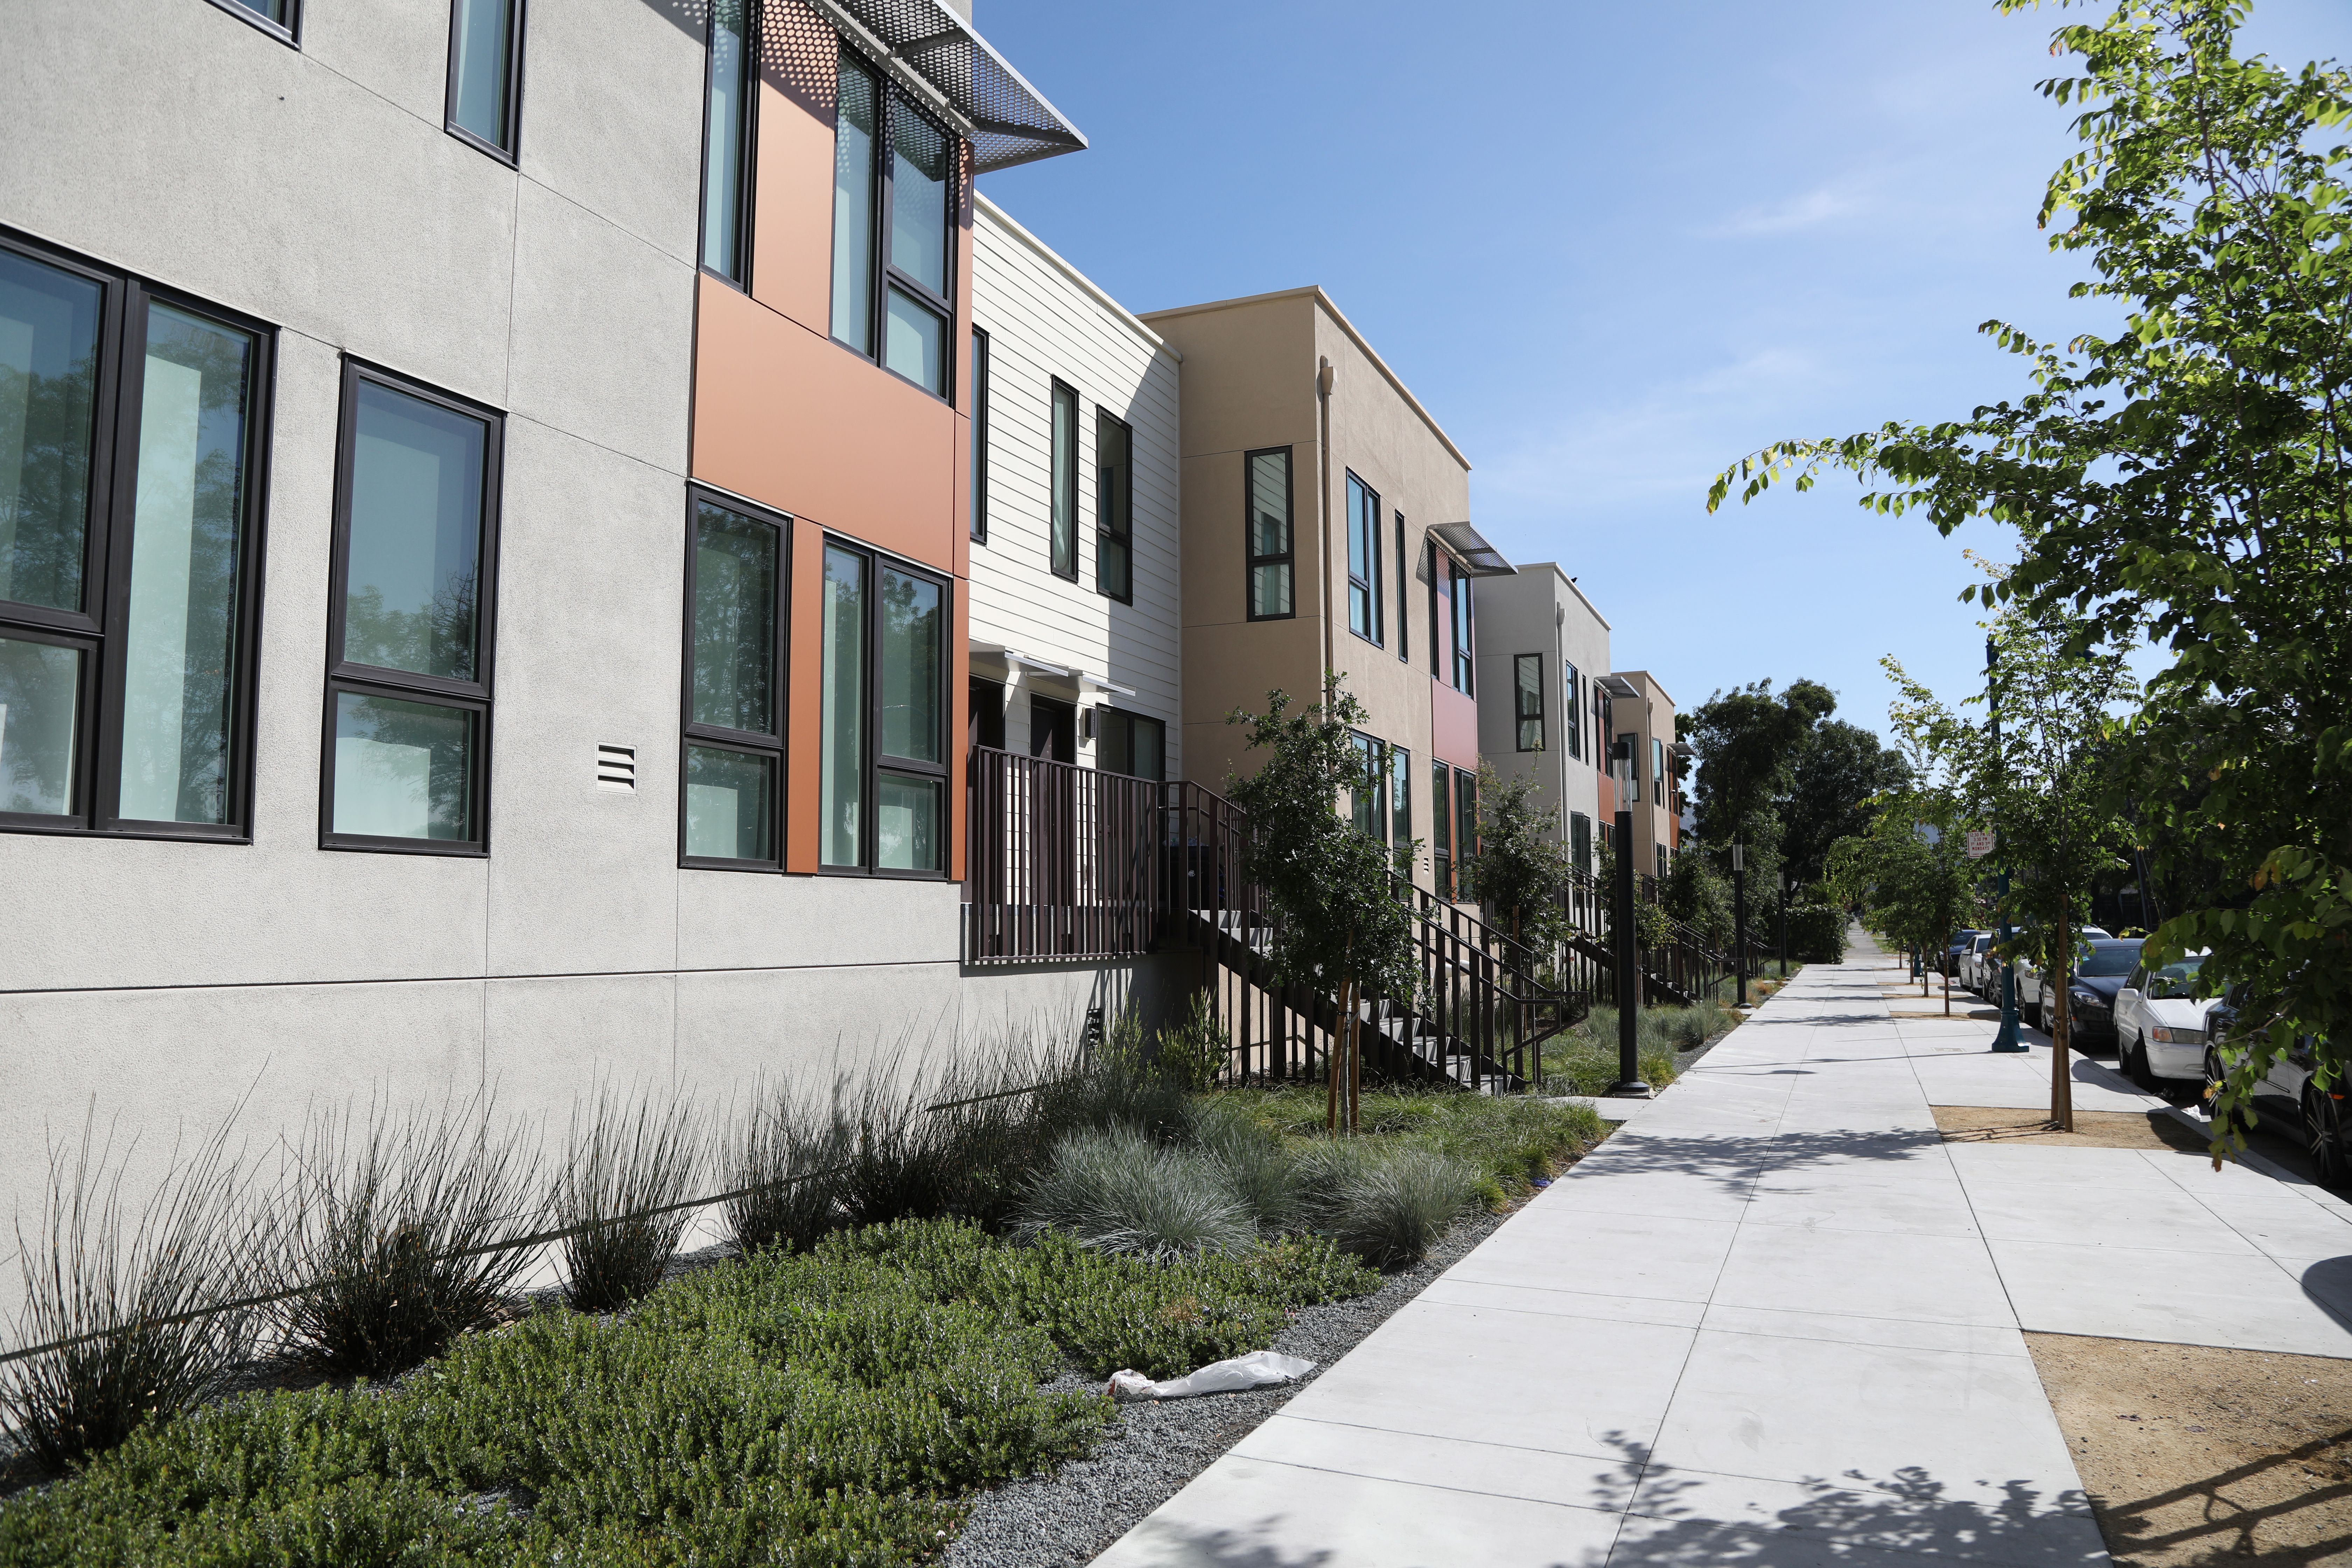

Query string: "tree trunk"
[1327, 978, 1348, 1136]
[2052, 912, 2076, 1132]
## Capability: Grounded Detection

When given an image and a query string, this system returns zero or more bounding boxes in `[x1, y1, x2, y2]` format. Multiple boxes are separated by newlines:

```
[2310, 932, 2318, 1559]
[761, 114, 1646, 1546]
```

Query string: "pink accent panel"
[1431, 682, 1479, 771]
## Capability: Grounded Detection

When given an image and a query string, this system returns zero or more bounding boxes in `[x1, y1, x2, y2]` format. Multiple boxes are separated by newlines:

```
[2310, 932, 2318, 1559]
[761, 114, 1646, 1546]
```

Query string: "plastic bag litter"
[1107, 1350, 1315, 1401]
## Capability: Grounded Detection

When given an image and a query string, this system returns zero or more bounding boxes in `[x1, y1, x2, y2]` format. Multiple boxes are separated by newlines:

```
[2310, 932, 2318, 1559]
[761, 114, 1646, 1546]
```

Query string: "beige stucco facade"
[1140, 287, 1486, 896]
[1606, 669, 1683, 879]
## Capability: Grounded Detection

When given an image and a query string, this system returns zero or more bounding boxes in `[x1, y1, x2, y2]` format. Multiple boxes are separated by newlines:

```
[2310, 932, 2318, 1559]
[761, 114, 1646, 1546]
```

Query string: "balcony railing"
[963, 746, 1164, 962]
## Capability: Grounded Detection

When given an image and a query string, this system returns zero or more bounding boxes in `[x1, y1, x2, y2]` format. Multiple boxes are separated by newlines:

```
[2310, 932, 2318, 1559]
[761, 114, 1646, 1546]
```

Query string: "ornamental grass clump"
[1294, 1142, 1481, 1268]
[266, 1092, 538, 1381]
[1013, 1128, 1257, 1260]
[722, 1078, 844, 1256]
[1183, 1096, 1304, 1232]
[551, 1085, 706, 1314]
[1, 1116, 266, 1474]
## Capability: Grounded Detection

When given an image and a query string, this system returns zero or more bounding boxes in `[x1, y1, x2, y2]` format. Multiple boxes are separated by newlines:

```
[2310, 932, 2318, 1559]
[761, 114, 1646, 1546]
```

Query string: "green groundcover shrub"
[0, 1220, 1377, 1568]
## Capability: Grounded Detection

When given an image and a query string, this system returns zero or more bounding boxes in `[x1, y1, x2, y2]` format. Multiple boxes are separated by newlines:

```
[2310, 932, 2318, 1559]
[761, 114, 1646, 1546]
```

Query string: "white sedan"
[2115, 951, 2217, 1088]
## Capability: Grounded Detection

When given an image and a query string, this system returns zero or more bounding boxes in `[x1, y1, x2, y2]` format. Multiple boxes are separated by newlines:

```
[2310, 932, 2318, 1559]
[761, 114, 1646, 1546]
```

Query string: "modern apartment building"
[1139, 287, 1514, 901]
[1602, 668, 1684, 878]
[0, 0, 1111, 1274]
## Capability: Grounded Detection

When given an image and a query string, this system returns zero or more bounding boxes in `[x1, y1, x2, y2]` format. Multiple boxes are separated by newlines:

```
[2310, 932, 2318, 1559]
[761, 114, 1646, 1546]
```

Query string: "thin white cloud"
[1706, 182, 1865, 238]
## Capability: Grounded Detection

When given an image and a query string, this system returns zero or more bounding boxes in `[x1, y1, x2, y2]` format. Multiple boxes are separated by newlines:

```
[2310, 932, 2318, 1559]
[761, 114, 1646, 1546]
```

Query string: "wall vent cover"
[596, 744, 637, 792]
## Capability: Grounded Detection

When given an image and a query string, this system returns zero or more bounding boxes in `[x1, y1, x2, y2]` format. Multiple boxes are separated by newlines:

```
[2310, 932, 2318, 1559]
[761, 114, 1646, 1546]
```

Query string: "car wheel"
[2305, 1088, 2351, 1190]
[2122, 1032, 2153, 1090]
[2026, 990, 2044, 1030]
[2201, 1047, 2226, 1120]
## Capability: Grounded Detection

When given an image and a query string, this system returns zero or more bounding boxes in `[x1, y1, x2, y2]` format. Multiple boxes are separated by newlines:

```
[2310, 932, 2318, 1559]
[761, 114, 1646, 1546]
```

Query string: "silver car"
[2204, 986, 2347, 1188]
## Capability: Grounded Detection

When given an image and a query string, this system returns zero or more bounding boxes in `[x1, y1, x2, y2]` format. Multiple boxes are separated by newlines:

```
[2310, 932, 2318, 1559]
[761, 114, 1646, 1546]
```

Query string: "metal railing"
[964, 746, 1165, 962]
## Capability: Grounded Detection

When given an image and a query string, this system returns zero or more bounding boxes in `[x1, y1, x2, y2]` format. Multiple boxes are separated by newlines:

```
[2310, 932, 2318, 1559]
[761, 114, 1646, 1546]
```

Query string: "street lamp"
[1988, 635, 2025, 1053]
[1731, 839, 1748, 1007]
[1777, 869, 1790, 975]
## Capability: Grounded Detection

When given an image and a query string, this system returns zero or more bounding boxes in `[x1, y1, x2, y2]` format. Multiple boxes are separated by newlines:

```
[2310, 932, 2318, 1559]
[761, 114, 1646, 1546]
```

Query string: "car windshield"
[2079, 942, 2142, 977]
[1973, 937, 1991, 952]
[2151, 955, 2206, 987]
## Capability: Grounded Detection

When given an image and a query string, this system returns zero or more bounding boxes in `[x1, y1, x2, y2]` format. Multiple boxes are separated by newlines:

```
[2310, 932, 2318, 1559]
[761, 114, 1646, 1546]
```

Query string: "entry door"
[1028, 695, 1078, 919]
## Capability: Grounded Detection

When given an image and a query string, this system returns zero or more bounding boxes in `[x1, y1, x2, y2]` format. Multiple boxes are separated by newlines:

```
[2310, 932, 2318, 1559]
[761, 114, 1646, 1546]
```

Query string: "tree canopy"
[1711, 0, 2351, 1149]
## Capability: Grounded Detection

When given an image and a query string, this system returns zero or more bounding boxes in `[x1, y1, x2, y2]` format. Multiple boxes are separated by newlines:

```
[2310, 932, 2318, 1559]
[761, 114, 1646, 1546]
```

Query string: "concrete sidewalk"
[1093, 936, 2352, 1568]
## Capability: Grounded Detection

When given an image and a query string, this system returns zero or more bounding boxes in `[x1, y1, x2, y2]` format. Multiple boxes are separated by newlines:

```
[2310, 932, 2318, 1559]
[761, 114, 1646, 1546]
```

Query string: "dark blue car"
[2030, 938, 2143, 1041]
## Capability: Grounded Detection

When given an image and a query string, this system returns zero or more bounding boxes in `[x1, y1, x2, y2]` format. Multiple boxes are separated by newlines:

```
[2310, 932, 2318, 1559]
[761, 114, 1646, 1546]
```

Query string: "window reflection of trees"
[342, 570, 478, 685]
[341, 693, 471, 840]
[1, 349, 97, 614]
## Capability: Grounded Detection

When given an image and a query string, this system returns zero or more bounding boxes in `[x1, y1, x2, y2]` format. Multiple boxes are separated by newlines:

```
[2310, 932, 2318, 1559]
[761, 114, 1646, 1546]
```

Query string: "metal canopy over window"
[1428, 521, 1516, 578]
[803, 0, 1086, 172]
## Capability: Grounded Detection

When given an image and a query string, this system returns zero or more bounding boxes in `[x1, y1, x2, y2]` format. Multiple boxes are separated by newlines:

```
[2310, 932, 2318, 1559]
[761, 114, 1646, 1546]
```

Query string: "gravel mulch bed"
[941, 1205, 1512, 1568]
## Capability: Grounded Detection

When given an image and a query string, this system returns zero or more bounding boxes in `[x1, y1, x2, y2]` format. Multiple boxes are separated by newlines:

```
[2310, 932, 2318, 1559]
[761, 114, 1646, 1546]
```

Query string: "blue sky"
[975, 0, 2342, 743]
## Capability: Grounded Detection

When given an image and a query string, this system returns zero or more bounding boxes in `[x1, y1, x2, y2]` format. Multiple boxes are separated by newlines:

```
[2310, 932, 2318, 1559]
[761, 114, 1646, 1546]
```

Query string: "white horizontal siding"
[970, 199, 1182, 775]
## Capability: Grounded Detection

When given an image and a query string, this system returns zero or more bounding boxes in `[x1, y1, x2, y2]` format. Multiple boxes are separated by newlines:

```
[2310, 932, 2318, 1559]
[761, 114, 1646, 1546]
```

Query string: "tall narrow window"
[1389, 744, 1411, 866]
[1349, 734, 1385, 841]
[0, 235, 271, 840]
[681, 495, 783, 867]
[699, 0, 755, 285]
[1245, 447, 1292, 619]
[446, 0, 523, 160]
[821, 539, 949, 874]
[1514, 654, 1545, 751]
[1049, 380, 1078, 580]
[1426, 542, 1441, 674]
[1345, 473, 1380, 645]
[969, 327, 989, 542]
[1571, 812, 1592, 876]
[1563, 660, 1583, 760]
[819, 544, 865, 866]
[1098, 708, 1164, 782]
[1653, 737, 1666, 805]
[1430, 756, 1452, 897]
[831, 51, 878, 354]
[831, 46, 958, 397]
[1449, 569, 1474, 693]
[324, 365, 500, 851]
[1454, 766, 1477, 872]
[1096, 410, 1131, 601]
[1394, 516, 1409, 663]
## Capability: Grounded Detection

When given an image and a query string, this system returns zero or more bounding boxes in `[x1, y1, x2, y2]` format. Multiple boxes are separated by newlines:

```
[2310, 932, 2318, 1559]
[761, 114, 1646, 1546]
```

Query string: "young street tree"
[1711, 0, 2351, 1150]
[1462, 762, 1575, 951]
[1226, 678, 1418, 1135]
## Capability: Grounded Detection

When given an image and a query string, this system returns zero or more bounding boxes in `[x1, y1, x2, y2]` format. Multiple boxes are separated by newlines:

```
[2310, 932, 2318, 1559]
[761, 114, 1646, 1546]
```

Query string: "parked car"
[2025, 938, 2142, 1040]
[2002, 926, 2116, 1016]
[2114, 951, 2216, 1090]
[1960, 933, 1995, 996]
[1943, 930, 1989, 979]
[2203, 985, 2348, 1188]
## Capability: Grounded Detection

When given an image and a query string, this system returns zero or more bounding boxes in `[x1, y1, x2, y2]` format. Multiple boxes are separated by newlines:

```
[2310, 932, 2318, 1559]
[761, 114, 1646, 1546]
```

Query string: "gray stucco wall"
[0, 0, 1173, 1331]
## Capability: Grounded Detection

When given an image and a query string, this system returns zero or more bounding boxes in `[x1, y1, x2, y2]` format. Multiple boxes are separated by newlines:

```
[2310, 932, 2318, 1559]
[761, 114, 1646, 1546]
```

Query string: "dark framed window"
[1430, 756, 1453, 897]
[1514, 654, 1545, 751]
[969, 327, 989, 542]
[680, 492, 786, 869]
[1563, 660, 1583, 760]
[1389, 742, 1411, 865]
[1096, 408, 1131, 602]
[698, 0, 756, 286]
[1652, 737, 1666, 805]
[204, 0, 299, 46]
[1097, 707, 1164, 782]
[1394, 516, 1410, 663]
[1449, 566, 1474, 693]
[830, 45, 956, 398]
[819, 537, 948, 875]
[0, 232, 273, 841]
[1349, 732, 1385, 841]
[1454, 765, 1477, 874]
[1345, 472, 1381, 645]
[446, 0, 526, 163]
[321, 362, 501, 854]
[1571, 811, 1591, 876]
[1657, 843, 1668, 880]
[1425, 541, 1441, 674]
[1245, 447, 1292, 620]
[1049, 379, 1078, 580]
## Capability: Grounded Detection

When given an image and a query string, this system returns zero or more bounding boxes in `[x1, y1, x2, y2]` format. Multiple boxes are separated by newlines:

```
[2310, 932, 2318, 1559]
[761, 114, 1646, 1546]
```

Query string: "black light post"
[1732, 840, 1748, 1006]
[1777, 870, 1790, 975]
[1988, 635, 2025, 1053]
[1610, 742, 1650, 1097]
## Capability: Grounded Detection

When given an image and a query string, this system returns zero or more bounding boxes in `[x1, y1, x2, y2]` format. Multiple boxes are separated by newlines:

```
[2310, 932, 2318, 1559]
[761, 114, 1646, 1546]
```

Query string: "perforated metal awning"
[1429, 522, 1517, 578]
[806, 0, 1087, 172]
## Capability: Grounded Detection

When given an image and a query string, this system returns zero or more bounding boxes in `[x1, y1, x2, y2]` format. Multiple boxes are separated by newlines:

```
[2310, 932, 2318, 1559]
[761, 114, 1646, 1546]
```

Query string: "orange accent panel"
[693, 275, 960, 575]
[750, 0, 836, 334]
[785, 516, 825, 874]
[1431, 682, 1479, 772]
